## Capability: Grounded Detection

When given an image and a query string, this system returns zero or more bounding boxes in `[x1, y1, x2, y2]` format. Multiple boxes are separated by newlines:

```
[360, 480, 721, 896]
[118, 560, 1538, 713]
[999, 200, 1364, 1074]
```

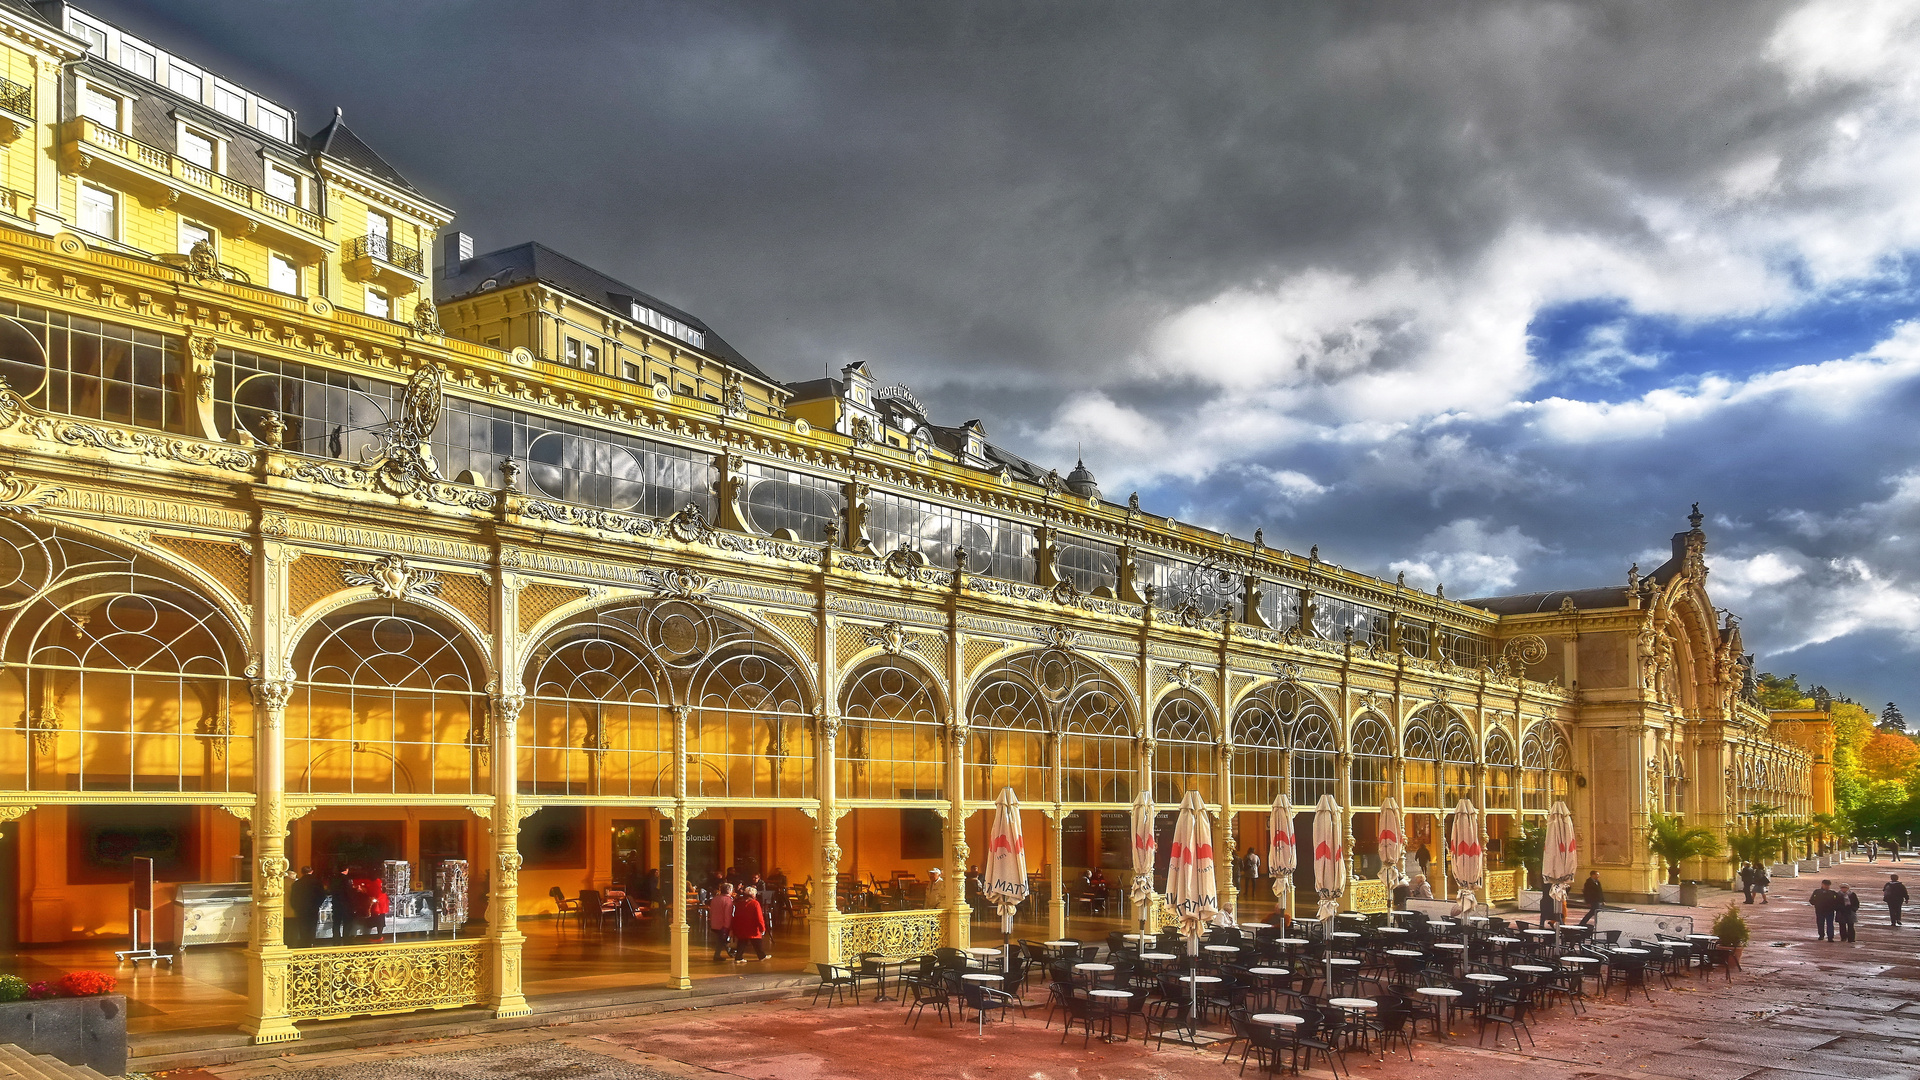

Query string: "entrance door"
[732, 819, 765, 879]
[661, 820, 722, 893]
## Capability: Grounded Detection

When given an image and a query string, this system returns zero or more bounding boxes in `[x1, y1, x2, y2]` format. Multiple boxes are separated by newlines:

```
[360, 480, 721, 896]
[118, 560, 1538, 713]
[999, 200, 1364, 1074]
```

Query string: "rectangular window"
[213, 81, 245, 121]
[365, 289, 389, 319]
[120, 42, 155, 81]
[178, 219, 212, 255]
[75, 22, 106, 56]
[268, 252, 298, 295]
[564, 337, 581, 366]
[179, 128, 215, 170]
[484, 336, 501, 348]
[265, 163, 299, 204]
[580, 343, 599, 372]
[79, 86, 120, 129]
[256, 103, 291, 142]
[77, 184, 116, 239]
[623, 361, 640, 381]
[168, 64, 202, 100]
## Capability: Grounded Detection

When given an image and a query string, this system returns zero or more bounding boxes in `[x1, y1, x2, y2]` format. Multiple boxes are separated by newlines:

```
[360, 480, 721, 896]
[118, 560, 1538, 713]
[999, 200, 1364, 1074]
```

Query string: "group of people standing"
[1808, 875, 1907, 942]
[285, 865, 392, 948]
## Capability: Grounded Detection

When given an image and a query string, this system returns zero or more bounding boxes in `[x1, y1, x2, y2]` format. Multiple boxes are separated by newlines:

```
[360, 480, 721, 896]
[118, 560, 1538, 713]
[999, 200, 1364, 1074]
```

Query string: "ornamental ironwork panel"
[832, 909, 943, 962]
[284, 939, 486, 1021]
[1484, 869, 1520, 903]
[1348, 878, 1389, 914]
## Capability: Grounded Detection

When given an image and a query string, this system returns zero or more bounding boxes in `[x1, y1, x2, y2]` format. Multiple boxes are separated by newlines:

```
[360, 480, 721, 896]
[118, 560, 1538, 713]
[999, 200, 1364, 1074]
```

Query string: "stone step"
[0, 1043, 112, 1080]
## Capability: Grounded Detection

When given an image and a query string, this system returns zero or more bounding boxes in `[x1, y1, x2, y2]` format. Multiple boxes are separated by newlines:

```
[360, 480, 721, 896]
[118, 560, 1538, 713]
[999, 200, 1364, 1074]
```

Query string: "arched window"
[1520, 728, 1547, 811]
[524, 601, 813, 798]
[1059, 665, 1132, 804]
[1546, 726, 1573, 806]
[291, 604, 484, 795]
[1402, 715, 1441, 808]
[1442, 722, 1476, 805]
[1152, 691, 1215, 803]
[841, 660, 943, 801]
[1349, 716, 1392, 807]
[1230, 688, 1288, 807]
[1484, 729, 1515, 810]
[1290, 698, 1337, 806]
[967, 664, 1050, 803]
[0, 518, 251, 792]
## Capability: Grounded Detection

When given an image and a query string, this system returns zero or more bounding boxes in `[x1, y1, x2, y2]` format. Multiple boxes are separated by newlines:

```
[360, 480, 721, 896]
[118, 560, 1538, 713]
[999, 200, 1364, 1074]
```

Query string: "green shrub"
[1712, 902, 1750, 948]
[0, 975, 27, 1003]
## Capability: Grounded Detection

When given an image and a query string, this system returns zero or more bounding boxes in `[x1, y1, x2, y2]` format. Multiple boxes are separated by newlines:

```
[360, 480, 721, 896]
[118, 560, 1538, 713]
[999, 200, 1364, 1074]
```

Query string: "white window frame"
[76, 183, 117, 241]
[75, 78, 128, 133]
[73, 20, 106, 57]
[256, 102, 291, 142]
[212, 80, 246, 122]
[178, 218, 214, 256]
[267, 251, 299, 296]
[175, 122, 223, 173]
[119, 40, 156, 81]
[263, 160, 302, 206]
[365, 288, 390, 319]
[581, 342, 600, 372]
[564, 336, 582, 367]
[168, 62, 203, 102]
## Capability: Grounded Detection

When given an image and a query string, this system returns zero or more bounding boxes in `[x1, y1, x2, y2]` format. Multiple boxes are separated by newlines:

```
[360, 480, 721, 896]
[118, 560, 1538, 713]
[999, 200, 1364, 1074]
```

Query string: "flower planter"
[1798, 858, 1819, 873]
[0, 994, 127, 1075]
[1656, 884, 1682, 904]
[1517, 889, 1542, 911]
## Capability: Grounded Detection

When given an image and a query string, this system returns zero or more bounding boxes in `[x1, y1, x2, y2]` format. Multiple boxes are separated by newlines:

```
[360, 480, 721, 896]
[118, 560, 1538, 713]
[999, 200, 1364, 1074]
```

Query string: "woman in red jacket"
[730, 886, 769, 962]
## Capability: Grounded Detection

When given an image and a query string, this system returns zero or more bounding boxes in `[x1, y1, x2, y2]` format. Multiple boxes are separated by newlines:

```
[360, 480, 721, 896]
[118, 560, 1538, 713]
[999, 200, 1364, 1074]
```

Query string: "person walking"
[1579, 870, 1605, 927]
[288, 866, 323, 949]
[1754, 863, 1771, 903]
[1869, 840, 1879, 863]
[1809, 879, 1840, 941]
[1739, 862, 1756, 904]
[1836, 884, 1860, 942]
[730, 885, 769, 962]
[328, 868, 356, 940]
[1885, 874, 1908, 927]
[709, 882, 735, 961]
[1243, 847, 1262, 893]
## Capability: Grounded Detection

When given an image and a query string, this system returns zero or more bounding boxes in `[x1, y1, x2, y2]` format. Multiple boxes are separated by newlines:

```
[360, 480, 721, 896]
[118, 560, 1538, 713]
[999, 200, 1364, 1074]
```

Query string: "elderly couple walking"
[707, 883, 772, 962]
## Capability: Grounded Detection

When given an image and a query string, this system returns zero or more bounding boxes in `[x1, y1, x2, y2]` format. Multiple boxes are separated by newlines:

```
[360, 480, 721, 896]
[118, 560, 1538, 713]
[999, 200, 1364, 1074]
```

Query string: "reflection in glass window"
[1314, 596, 1388, 645]
[1055, 533, 1118, 595]
[1350, 717, 1393, 807]
[1257, 583, 1300, 632]
[219, 348, 393, 458]
[433, 397, 715, 517]
[865, 489, 1035, 583]
[0, 303, 188, 434]
[1138, 554, 1237, 616]
[741, 462, 842, 542]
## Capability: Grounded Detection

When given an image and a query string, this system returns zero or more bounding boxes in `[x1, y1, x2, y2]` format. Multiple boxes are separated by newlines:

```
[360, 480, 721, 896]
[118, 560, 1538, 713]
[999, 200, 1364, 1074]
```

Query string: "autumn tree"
[1859, 731, 1920, 781]
[1756, 673, 1813, 710]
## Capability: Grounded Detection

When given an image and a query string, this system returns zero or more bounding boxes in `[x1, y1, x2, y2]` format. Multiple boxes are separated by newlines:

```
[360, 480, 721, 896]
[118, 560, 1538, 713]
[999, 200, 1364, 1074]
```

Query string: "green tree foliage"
[1725, 822, 1788, 867]
[1756, 672, 1813, 710]
[1882, 702, 1908, 734]
[1647, 812, 1722, 885]
[1508, 820, 1546, 885]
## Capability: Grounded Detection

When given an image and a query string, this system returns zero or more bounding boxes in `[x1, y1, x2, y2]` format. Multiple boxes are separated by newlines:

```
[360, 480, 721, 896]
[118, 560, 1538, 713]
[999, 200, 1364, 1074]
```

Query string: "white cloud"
[1706, 550, 1810, 604]
[1388, 519, 1550, 597]
[1555, 319, 1664, 384]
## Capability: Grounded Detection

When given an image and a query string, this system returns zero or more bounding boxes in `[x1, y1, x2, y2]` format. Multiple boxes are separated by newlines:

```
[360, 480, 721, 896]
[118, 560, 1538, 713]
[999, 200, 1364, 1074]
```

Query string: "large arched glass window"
[1152, 691, 1215, 803]
[1402, 716, 1440, 808]
[291, 604, 485, 795]
[1520, 727, 1548, 811]
[841, 660, 943, 801]
[1548, 727, 1573, 806]
[1484, 729, 1515, 810]
[1442, 722, 1476, 805]
[1349, 716, 1392, 807]
[1290, 699, 1337, 806]
[1060, 667, 1132, 804]
[1230, 689, 1288, 807]
[523, 601, 813, 798]
[0, 518, 251, 792]
[967, 664, 1050, 803]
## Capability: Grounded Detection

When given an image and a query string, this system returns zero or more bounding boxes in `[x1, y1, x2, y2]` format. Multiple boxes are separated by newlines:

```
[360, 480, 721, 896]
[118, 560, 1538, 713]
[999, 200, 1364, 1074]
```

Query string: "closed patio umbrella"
[1268, 795, 1296, 926]
[1130, 791, 1156, 956]
[1165, 790, 1217, 1039]
[1544, 799, 1578, 907]
[981, 786, 1029, 1011]
[1448, 798, 1484, 917]
[1378, 797, 1406, 893]
[1311, 794, 1346, 996]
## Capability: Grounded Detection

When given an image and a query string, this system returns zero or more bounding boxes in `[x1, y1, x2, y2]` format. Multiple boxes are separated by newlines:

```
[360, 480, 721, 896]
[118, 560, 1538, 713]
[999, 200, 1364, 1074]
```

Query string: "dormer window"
[169, 64, 202, 100]
[179, 127, 218, 171]
[120, 41, 155, 81]
[213, 81, 246, 121]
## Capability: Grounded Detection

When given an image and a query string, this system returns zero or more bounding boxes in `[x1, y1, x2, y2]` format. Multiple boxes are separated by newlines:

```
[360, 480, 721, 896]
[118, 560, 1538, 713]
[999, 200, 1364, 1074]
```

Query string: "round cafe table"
[1140, 952, 1177, 962]
[1276, 938, 1312, 947]
[1045, 940, 1080, 948]
[1330, 931, 1361, 940]
[1488, 936, 1521, 944]
[1511, 964, 1553, 974]
[1075, 962, 1115, 975]
[1465, 972, 1509, 984]
[1433, 942, 1467, 951]
[1240, 922, 1272, 930]
[1123, 933, 1155, 942]
[1612, 947, 1649, 955]
[1089, 989, 1134, 1041]
[1204, 945, 1242, 954]
[1253, 1012, 1304, 1027]
[1379, 925, 1411, 935]
[1388, 910, 1417, 918]
[1178, 974, 1223, 984]
[1249, 966, 1290, 976]
[1328, 997, 1377, 1050]
[962, 973, 1004, 1035]
[1415, 986, 1463, 1038]
[1384, 948, 1424, 958]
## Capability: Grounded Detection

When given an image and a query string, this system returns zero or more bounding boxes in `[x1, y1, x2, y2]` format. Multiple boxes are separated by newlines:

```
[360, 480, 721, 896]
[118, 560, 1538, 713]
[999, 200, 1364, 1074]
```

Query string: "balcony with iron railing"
[342, 232, 426, 294]
[59, 117, 328, 245]
[344, 233, 424, 275]
[0, 76, 29, 120]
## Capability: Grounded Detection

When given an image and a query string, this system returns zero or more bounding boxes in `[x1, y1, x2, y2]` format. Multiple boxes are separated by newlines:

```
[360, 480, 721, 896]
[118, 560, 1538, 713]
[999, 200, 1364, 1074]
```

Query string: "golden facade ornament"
[861, 620, 916, 655]
[341, 553, 443, 601]
[0, 468, 62, 514]
[408, 298, 443, 338]
[21, 703, 60, 754]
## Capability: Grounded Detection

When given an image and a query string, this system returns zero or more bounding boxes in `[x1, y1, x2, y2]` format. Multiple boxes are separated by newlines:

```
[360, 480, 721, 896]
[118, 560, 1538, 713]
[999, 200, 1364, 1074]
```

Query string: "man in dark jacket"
[1809, 880, 1841, 941]
[288, 866, 323, 948]
[1739, 863, 1756, 903]
[1836, 884, 1860, 942]
[1578, 871, 1604, 927]
[328, 868, 357, 940]
[1885, 875, 1908, 927]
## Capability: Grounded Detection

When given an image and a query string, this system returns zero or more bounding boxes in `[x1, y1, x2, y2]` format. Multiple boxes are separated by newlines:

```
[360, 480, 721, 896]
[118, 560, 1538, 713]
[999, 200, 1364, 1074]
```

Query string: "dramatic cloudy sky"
[89, 0, 1920, 707]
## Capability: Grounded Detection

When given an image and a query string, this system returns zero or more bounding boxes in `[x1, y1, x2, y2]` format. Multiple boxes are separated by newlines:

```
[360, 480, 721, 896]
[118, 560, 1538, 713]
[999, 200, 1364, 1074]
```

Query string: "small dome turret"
[1064, 459, 1100, 499]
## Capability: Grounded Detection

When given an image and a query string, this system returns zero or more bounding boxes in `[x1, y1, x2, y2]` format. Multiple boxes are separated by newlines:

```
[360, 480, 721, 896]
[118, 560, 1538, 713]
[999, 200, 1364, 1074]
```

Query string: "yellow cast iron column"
[1338, 747, 1356, 910]
[1140, 734, 1157, 930]
[242, 678, 298, 1044]
[668, 704, 693, 989]
[811, 712, 843, 966]
[1217, 743, 1237, 918]
[487, 692, 530, 1017]
[946, 722, 970, 948]
[1048, 810, 1068, 940]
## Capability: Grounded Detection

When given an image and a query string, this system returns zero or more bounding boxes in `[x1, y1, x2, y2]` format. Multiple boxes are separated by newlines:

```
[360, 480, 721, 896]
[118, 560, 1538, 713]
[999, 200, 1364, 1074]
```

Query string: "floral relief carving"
[341, 554, 443, 601]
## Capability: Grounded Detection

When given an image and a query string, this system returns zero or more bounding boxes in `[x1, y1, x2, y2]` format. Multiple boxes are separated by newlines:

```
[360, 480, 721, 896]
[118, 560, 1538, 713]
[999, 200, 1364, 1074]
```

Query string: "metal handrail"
[345, 232, 424, 275]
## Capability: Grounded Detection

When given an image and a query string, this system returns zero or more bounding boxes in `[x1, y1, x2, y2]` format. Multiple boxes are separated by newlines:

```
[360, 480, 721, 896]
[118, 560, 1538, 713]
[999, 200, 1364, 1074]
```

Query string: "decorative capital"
[251, 678, 295, 710]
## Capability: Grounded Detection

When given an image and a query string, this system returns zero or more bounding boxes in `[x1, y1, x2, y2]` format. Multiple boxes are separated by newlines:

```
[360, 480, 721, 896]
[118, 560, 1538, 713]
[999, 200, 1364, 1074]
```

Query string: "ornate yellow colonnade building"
[0, 0, 1818, 1045]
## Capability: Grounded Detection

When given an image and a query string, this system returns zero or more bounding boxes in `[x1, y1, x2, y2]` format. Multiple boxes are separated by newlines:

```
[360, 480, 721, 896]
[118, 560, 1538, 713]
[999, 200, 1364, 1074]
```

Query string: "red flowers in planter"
[54, 971, 116, 997]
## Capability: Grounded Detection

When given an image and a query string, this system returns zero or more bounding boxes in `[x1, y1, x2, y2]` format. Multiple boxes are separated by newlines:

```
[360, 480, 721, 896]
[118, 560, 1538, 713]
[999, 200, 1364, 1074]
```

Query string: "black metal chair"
[904, 973, 951, 1028]
[1477, 995, 1534, 1049]
[812, 962, 860, 1006]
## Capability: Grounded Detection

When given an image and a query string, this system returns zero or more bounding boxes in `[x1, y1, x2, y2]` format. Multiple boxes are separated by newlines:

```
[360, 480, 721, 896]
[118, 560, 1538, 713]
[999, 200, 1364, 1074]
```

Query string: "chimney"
[441, 231, 472, 276]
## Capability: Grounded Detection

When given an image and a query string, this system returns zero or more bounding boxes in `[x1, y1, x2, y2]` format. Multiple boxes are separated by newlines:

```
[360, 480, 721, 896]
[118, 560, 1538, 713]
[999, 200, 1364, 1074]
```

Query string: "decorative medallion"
[664, 502, 713, 544]
[1035, 625, 1080, 652]
[1273, 660, 1304, 683]
[341, 554, 442, 601]
[882, 543, 928, 579]
[861, 620, 918, 655]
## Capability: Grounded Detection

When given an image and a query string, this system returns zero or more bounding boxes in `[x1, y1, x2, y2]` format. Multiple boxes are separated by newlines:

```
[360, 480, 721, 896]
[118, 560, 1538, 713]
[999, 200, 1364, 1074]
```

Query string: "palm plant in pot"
[1647, 813, 1722, 886]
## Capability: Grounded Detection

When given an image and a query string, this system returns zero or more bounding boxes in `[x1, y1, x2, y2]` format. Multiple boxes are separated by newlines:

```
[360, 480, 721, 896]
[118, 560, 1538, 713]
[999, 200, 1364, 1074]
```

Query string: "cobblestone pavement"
[177, 866, 1918, 1080]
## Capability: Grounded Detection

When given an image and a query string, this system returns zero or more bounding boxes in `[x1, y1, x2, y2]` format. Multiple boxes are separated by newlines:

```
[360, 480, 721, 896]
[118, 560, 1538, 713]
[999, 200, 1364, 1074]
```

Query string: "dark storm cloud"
[82, 1, 1920, 707]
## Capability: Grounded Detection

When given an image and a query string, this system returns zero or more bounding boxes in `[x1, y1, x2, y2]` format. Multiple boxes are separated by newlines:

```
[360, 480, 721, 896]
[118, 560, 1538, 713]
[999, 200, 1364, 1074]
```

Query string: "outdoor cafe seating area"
[809, 909, 1739, 1075]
